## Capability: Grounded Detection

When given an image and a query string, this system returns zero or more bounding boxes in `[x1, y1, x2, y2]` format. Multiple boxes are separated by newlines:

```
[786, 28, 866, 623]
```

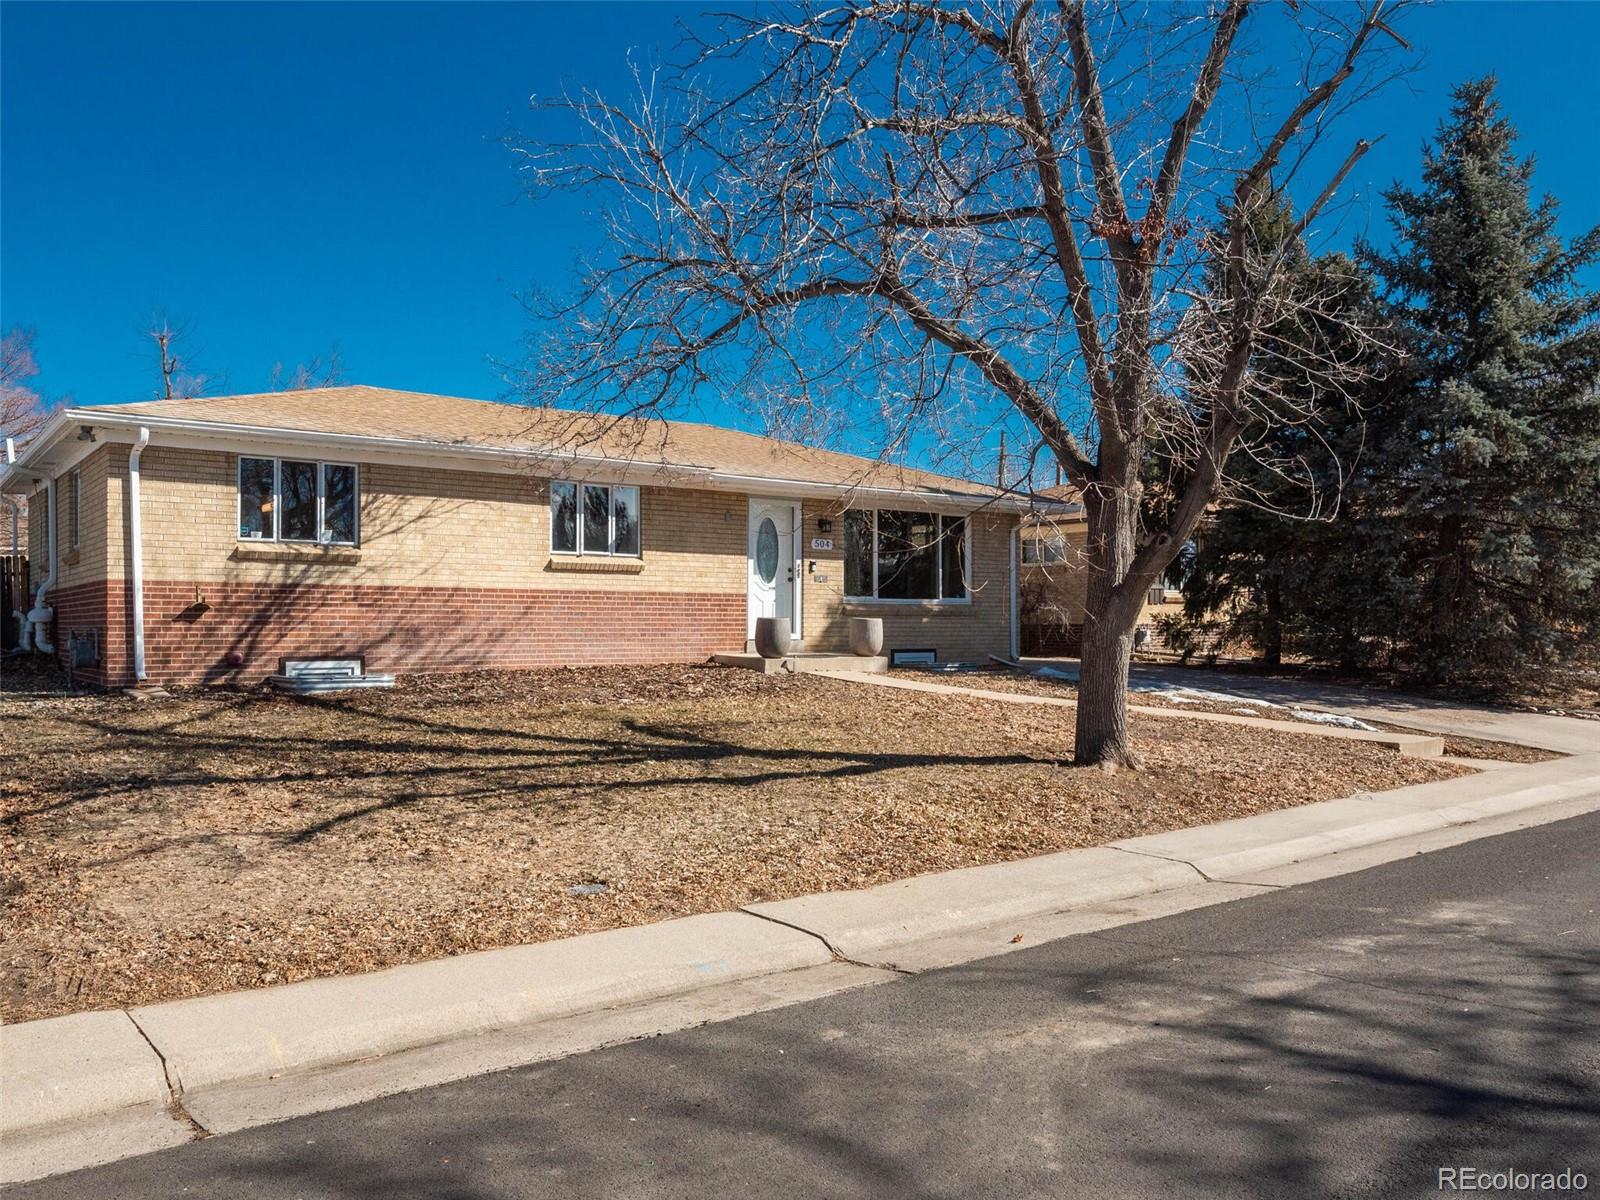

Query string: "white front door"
[747, 498, 800, 641]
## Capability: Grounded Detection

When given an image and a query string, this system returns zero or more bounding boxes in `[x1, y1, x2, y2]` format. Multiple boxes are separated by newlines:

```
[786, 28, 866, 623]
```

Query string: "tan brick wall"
[36, 444, 1022, 680]
[26, 444, 115, 592]
[1022, 518, 1186, 649]
[1022, 521, 1091, 626]
[27, 485, 44, 573]
[798, 500, 1016, 663]
[125, 446, 749, 594]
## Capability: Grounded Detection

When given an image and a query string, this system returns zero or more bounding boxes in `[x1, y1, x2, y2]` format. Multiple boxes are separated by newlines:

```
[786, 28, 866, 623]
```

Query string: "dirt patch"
[2, 664, 1466, 1023]
[0, 654, 74, 698]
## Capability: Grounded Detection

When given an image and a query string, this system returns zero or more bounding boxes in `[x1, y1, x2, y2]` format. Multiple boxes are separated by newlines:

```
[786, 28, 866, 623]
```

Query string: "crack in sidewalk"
[738, 908, 916, 976]
[1106, 843, 1286, 889]
[123, 1012, 212, 1141]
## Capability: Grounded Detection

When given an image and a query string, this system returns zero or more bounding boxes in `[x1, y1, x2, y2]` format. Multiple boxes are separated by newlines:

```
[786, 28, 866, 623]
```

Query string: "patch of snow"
[1283, 708, 1377, 731]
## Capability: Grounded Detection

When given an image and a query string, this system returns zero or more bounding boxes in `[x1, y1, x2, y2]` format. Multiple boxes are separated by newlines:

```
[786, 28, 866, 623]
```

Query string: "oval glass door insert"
[756, 517, 780, 584]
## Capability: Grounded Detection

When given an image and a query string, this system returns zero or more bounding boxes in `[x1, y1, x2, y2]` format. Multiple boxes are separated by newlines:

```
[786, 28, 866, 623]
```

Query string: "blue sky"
[4, 1, 1598, 437]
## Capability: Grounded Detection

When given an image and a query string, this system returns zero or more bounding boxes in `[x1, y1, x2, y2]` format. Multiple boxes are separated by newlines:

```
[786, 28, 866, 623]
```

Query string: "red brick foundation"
[43, 579, 748, 688]
[41, 580, 129, 688]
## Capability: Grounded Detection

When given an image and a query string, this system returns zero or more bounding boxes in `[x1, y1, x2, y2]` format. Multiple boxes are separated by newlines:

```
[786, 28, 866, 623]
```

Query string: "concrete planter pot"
[754, 616, 792, 659]
[849, 616, 884, 657]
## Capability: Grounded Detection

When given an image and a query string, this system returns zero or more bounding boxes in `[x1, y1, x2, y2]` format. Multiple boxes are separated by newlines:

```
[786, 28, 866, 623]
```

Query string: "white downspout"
[129, 427, 151, 682]
[29, 476, 57, 654]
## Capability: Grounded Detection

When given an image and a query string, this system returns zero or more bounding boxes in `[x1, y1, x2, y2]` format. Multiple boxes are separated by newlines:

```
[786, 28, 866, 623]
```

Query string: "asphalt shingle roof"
[97, 385, 1004, 499]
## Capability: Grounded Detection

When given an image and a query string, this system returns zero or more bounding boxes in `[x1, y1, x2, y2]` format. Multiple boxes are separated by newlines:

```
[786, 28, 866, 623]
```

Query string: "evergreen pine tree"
[1361, 77, 1600, 685]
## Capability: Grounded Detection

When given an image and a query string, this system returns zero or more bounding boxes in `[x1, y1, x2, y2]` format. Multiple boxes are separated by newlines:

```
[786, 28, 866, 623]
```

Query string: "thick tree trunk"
[1074, 466, 1142, 766]
[1426, 512, 1468, 681]
[1262, 577, 1283, 667]
[1076, 612, 1136, 765]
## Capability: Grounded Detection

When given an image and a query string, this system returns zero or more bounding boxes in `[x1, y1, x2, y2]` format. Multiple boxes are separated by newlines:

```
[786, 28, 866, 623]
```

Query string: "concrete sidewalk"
[5, 752, 1598, 1184]
[1022, 658, 1599, 754]
[818, 670, 1447, 756]
[28, 810, 1595, 1200]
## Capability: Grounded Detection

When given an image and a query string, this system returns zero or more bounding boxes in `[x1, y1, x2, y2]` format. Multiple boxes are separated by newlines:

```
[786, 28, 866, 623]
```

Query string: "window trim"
[68, 469, 81, 549]
[549, 479, 642, 558]
[1021, 533, 1067, 565]
[237, 456, 360, 546]
[844, 508, 972, 606]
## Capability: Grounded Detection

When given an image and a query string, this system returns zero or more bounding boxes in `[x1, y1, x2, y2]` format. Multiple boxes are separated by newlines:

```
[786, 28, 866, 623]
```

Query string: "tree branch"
[1146, 0, 1250, 236]
[1002, 3, 1116, 431]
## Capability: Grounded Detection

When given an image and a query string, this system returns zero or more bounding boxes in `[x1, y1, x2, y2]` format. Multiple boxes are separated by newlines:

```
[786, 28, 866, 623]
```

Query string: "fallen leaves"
[2, 663, 1465, 1022]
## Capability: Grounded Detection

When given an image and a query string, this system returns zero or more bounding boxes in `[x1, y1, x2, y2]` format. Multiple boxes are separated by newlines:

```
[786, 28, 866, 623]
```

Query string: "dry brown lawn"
[1, 664, 1466, 1023]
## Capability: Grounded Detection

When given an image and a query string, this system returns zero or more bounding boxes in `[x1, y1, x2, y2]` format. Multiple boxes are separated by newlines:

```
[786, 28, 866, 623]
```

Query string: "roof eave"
[1, 408, 83, 492]
[16, 408, 1038, 512]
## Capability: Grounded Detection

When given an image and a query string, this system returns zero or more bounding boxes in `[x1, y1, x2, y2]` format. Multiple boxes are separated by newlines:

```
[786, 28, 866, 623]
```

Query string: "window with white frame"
[238, 457, 359, 544]
[550, 481, 640, 556]
[1021, 533, 1066, 565]
[843, 509, 967, 601]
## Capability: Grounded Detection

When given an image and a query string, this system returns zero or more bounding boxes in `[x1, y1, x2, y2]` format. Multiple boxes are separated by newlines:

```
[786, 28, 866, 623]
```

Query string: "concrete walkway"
[1020, 659, 1598, 754]
[814, 670, 1447, 757]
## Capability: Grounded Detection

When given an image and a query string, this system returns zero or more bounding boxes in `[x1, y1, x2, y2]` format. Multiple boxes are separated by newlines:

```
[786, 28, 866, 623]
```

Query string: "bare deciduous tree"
[1, 326, 53, 447]
[145, 313, 215, 400]
[513, 0, 1413, 765]
[270, 346, 346, 392]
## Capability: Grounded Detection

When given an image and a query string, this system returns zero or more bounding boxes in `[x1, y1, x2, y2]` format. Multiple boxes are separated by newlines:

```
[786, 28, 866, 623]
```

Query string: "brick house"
[1018, 484, 1187, 656]
[1, 386, 1036, 687]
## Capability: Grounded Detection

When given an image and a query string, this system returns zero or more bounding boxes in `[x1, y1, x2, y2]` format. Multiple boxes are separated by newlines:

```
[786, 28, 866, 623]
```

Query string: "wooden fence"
[1, 555, 29, 651]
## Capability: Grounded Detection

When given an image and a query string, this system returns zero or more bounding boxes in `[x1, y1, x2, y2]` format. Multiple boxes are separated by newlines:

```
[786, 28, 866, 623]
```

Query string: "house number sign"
[810, 537, 834, 550]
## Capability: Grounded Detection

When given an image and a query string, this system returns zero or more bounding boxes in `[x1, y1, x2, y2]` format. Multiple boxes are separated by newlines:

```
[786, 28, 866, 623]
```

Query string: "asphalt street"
[14, 811, 1599, 1200]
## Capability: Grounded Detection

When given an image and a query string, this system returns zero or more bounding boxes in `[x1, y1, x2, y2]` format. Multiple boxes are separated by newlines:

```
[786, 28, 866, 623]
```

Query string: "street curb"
[5, 753, 1597, 1175]
[125, 910, 830, 1096]
[0, 1011, 170, 1133]
[747, 755, 1600, 962]
[745, 847, 1198, 962]
[1108, 754, 1600, 882]
[2, 911, 829, 1140]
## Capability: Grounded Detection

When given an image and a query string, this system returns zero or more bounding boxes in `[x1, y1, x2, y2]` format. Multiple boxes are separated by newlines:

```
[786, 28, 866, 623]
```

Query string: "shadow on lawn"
[5, 688, 1049, 857]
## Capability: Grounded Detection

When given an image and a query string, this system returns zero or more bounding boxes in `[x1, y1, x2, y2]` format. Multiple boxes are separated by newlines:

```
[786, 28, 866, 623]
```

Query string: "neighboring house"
[0, 386, 1040, 688]
[1018, 484, 1187, 656]
[5, 494, 25, 557]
